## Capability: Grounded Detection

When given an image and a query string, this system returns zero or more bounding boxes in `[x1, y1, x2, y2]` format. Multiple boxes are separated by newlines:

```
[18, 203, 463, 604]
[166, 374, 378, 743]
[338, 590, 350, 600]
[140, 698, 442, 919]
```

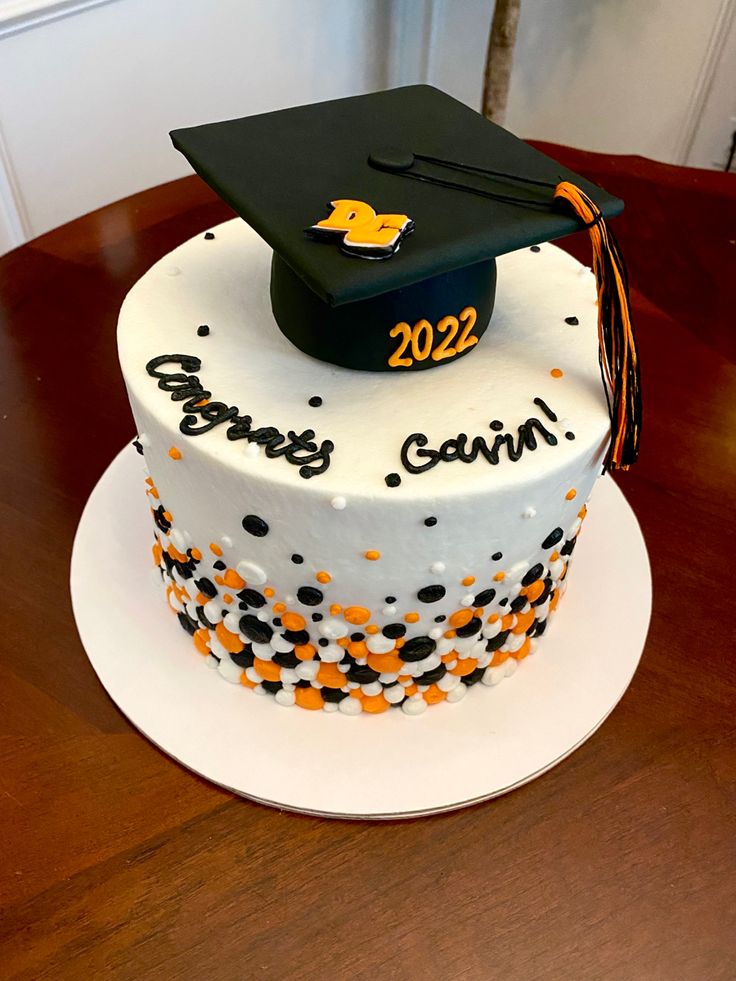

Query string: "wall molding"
[0, 0, 118, 39]
[0, 119, 29, 252]
[672, 0, 736, 165]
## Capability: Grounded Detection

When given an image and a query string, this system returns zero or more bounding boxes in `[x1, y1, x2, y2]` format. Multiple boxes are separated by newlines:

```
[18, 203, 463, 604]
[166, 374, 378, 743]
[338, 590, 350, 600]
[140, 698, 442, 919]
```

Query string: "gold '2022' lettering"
[388, 307, 478, 369]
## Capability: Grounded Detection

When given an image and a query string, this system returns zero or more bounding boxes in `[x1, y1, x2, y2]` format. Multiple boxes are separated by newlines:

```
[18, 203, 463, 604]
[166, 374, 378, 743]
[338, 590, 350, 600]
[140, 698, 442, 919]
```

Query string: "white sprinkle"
[366, 634, 395, 655]
[280, 668, 299, 685]
[437, 673, 461, 692]
[253, 684, 267, 695]
[504, 658, 518, 677]
[384, 685, 405, 704]
[318, 617, 346, 640]
[251, 642, 272, 659]
[362, 681, 383, 696]
[217, 656, 242, 684]
[460, 593, 475, 607]
[346, 681, 360, 689]
[331, 495, 347, 510]
[523, 506, 537, 519]
[502, 631, 526, 653]
[169, 527, 187, 553]
[402, 695, 427, 716]
[245, 666, 260, 684]
[237, 560, 267, 585]
[203, 599, 222, 624]
[379, 672, 399, 684]
[339, 697, 362, 715]
[205, 654, 219, 670]
[244, 443, 261, 458]
[165, 266, 181, 276]
[285, 594, 295, 605]
[317, 643, 343, 663]
[223, 612, 241, 634]
[482, 666, 505, 686]
[275, 689, 295, 706]
[430, 561, 446, 574]
[256, 610, 269, 622]
[323, 701, 339, 713]
[270, 633, 293, 653]
[429, 627, 443, 641]
[295, 661, 319, 681]
[138, 433, 150, 447]
[382, 605, 397, 616]
[446, 684, 467, 703]
[508, 559, 530, 582]
[221, 535, 233, 548]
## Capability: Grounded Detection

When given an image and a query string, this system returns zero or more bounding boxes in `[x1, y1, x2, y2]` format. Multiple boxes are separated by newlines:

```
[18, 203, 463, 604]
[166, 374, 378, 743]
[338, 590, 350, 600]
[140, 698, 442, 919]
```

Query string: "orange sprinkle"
[337, 637, 350, 648]
[440, 651, 457, 663]
[566, 488, 577, 500]
[403, 683, 418, 698]
[423, 685, 447, 705]
[215, 621, 244, 654]
[240, 673, 257, 689]
[487, 613, 499, 624]
[209, 542, 223, 556]
[190, 547, 202, 561]
[295, 643, 316, 661]
[193, 628, 210, 656]
[512, 609, 535, 634]
[525, 580, 545, 603]
[253, 657, 281, 682]
[450, 657, 479, 677]
[223, 593, 234, 605]
[404, 612, 420, 624]
[578, 504, 588, 519]
[295, 687, 324, 711]
[365, 624, 380, 635]
[145, 477, 154, 487]
[349, 688, 364, 699]
[223, 569, 246, 590]
[168, 544, 188, 563]
[348, 640, 369, 658]
[501, 613, 515, 630]
[168, 446, 182, 460]
[449, 608, 473, 628]
[152, 541, 163, 565]
[490, 649, 510, 667]
[316, 571, 331, 584]
[461, 575, 476, 587]
[550, 368, 564, 378]
[364, 550, 381, 561]
[362, 693, 390, 714]
[367, 652, 404, 674]
[272, 602, 287, 614]
[282, 611, 306, 632]
[162, 511, 172, 522]
[550, 589, 560, 612]
[493, 571, 505, 582]
[344, 605, 371, 625]
[317, 662, 346, 688]
[550, 551, 560, 562]
[444, 629, 457, 640]
[395, 637, 405, 649]
[330, 604, 343, 616]
[512, 638, 531, 660]
[264, 587, 275, 598]
[214, 575, 225, 586]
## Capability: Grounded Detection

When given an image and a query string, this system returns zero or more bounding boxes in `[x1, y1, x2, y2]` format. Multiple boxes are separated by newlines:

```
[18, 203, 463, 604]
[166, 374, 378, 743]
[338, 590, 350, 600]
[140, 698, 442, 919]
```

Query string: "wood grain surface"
[1, 149, 734, 981]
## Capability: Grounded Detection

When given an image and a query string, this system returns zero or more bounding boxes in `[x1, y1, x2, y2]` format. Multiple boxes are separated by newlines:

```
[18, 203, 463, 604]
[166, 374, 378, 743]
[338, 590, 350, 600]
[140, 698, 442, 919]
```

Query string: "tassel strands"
[553, 181, 641, 471]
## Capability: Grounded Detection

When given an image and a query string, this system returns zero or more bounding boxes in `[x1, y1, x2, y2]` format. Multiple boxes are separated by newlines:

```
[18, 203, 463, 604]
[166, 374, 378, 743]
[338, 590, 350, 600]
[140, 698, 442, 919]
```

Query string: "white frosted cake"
[117, 218, 610, 715]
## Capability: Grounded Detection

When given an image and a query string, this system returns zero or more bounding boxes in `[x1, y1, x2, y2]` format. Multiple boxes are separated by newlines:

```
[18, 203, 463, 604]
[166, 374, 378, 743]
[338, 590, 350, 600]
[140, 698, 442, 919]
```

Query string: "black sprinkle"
[499, 598, 508, 607]
[486, 630, 510, 652]
[322, 687, 349, 702]
[231, 649, 255, 668]
[239, 615, 273, 644]
[298, 586, 323, 606]
[434, 614, 446, 623]
[461, 666, 486, 687]
[541, 527, 564, 549]
[261, 680, 282, 694]
[318, 638, 329, 648]
[561, 538, 577, 557]
[416, 663, 447, 685]
[283, 628, 310, 645]
[291, 553, 304, 564]
[312, 612, 323, 622]
[510, 595, 528, 613]
[455, 617, 482, 638]
[242, 514, 269, 537]
[237, 587, 267, 608]
[272, 617, 282, 627]
[213, 560, 226, 571]
[204, 231, 215, 240]
[492, 551, 503, 561]
[272, 650, 299, 668]
[385, 595, 396, 604]
[133, 439, 144, 455]
[308, 395, 323, 407]
[530, 245, 541, 252]
[177, 611, 197, 636]
[350, 632, 365, 642]
[490, 420, 504, 432]
[385, 473, 401, 487]
[565, 431, 576, 441]
[565, 316, 579, 326]
[400, 636, 436, 662]
[473, 587, 496, 607]
[346, 664, 380, 684]
[522, 562, 545, 586]
[197, 324, 210, 336]
[195, 577, 217, 599]
[424, 516, 437, 527]
[382, 623, 406, 639]
[535, 619, 548, 636]
[417, 584, 446, 604]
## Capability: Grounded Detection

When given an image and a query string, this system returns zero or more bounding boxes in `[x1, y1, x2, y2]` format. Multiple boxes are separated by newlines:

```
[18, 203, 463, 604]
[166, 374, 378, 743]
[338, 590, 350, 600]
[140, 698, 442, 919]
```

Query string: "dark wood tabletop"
[1, 150, 734, 981]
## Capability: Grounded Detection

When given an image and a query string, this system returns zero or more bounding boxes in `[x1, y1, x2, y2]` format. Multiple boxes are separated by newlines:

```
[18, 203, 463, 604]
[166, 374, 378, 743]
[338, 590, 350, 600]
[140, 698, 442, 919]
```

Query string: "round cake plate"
[71, 445, 651, 820]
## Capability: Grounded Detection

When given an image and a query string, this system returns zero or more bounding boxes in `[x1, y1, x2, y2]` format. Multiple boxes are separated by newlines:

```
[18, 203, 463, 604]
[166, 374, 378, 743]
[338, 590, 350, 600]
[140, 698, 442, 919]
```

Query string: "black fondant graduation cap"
[171, 86, 639, 469]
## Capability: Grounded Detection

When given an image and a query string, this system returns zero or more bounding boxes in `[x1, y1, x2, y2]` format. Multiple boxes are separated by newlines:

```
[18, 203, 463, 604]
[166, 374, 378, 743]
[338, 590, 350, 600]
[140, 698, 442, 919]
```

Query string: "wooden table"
[1, 151, 734, 980]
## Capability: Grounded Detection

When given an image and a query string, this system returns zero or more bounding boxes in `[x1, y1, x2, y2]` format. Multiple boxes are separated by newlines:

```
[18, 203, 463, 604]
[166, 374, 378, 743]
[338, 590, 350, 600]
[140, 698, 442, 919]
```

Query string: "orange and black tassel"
[553, 181, 641, 471]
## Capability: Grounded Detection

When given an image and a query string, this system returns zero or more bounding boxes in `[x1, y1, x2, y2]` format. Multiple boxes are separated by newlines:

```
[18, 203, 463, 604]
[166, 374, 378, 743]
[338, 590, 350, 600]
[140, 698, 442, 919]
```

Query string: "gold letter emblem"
[307, 199, 414, 259]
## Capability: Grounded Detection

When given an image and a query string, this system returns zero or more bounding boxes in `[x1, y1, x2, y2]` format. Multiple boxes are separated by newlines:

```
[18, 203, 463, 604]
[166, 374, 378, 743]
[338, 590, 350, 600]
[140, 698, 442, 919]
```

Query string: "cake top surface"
[170, 85, 623, 307]
[118, 219, 610, 499]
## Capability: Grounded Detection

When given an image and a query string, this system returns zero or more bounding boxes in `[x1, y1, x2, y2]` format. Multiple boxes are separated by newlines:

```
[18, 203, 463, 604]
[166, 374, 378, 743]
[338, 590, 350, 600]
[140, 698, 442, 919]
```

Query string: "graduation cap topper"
[171, 85, 640, 470]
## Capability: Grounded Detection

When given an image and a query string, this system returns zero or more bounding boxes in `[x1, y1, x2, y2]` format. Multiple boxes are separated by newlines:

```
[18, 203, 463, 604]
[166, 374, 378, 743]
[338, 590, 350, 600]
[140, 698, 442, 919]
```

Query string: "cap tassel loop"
[553, 181, 641, 471]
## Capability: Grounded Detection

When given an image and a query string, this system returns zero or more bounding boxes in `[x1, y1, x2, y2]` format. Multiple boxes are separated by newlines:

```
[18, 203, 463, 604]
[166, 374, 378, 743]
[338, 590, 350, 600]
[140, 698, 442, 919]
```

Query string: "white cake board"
[71, 446, 651, 820]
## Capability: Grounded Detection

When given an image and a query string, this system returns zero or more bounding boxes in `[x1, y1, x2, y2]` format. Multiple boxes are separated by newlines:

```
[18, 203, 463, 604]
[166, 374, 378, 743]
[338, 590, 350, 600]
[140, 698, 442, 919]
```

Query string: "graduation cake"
[118, 85, 640, 715]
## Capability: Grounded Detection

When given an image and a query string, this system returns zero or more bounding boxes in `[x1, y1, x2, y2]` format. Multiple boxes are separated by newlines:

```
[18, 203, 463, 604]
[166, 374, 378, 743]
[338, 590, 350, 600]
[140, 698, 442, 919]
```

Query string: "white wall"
[0, 0, 390, 251]
[0, 0, 733, 255]
[422, 0, 735, 164]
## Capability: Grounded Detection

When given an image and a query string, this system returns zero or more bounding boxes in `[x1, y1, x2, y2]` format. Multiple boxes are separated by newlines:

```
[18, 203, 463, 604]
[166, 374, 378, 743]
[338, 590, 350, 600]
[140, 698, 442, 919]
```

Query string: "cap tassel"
[553, 181, 641, 471]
